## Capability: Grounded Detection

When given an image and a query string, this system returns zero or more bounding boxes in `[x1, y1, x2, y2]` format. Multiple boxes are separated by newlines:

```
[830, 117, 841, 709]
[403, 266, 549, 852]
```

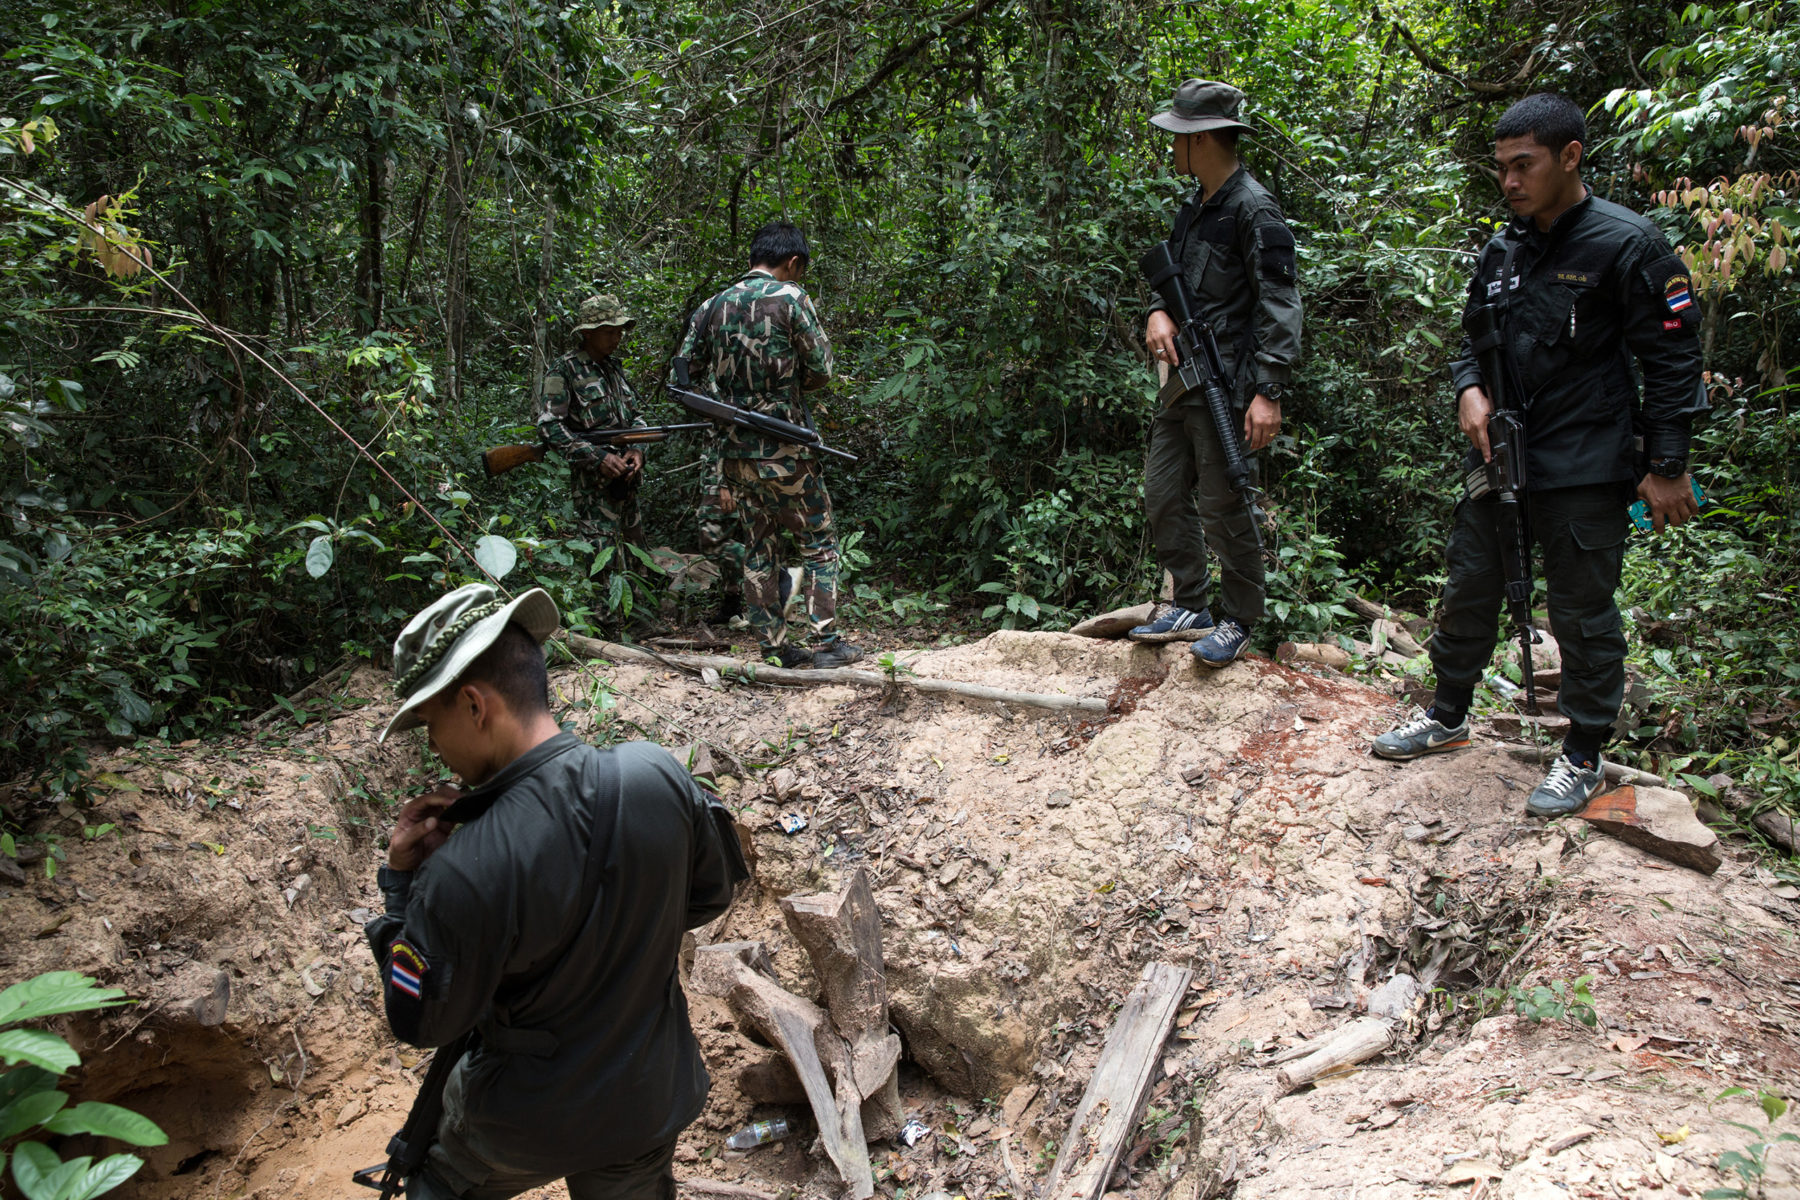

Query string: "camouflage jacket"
[536, 349, 644, 466]
[676, 269, 834, 459]
[1150, 167, 1303, 408]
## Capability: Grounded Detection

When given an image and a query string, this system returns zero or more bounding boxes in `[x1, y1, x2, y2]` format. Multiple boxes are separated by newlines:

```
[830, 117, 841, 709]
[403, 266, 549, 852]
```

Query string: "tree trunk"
[442, 100, 471, 405]
[530, 196, 556, 393]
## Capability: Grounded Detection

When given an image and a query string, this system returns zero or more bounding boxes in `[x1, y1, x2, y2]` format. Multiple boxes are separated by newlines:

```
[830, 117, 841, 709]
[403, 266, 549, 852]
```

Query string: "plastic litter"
[779, 812, 807, 835]
[725, 1118, 791, 1150]
[900, 1117, 930, 1147]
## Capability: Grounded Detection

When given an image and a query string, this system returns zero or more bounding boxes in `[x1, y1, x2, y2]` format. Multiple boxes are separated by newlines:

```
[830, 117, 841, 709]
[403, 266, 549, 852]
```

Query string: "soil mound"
[4, 637, 1796, 1199]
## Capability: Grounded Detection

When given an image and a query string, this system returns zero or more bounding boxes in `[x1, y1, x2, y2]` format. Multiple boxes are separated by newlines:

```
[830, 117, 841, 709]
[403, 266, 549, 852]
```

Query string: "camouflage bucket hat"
[379, 583, 560, 742]
[572, 293, 635, 334]
[1151, 79, 1255, 136]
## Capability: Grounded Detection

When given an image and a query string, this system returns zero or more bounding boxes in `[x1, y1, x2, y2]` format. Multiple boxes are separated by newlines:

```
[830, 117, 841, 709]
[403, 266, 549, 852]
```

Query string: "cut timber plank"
[1044, 962, 1193, 1200]
[565, 633, 1107, 715]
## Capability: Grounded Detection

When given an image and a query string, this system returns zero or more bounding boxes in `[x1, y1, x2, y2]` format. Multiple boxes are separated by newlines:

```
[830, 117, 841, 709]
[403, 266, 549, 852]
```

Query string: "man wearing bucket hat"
[1129, 79, 1303, 667]
[364, 583, 746, 1198]
[536, 294, 649, 551]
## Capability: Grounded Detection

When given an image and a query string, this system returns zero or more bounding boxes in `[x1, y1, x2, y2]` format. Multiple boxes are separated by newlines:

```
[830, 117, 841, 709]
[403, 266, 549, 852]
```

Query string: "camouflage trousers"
[722, 454, 838, 648]
[696, 448, 746, 597]
[571, 469, 643, 551]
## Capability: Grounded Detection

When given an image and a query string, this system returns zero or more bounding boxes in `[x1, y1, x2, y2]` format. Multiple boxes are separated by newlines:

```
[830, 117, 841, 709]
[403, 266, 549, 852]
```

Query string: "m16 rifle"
[352, 1031, 473, 1198]
[1460, 303, 1538, 714]
[1138, 240, 1255, 497]
[667, 358, 857, 463]
[481, 424, 710, 478]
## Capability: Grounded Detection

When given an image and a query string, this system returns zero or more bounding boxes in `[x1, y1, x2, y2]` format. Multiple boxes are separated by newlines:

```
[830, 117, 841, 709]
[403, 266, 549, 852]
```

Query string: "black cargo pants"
[1144, 401, 1265, 625]
[1428, 481, 1633, 743]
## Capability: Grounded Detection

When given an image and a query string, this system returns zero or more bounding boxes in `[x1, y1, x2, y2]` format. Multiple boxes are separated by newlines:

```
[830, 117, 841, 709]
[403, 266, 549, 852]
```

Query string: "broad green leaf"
[42, 1103, 166, 1147]
[69, 1155, 143, 1200]
[305, 535, 334, 578]
[10, 1141, 61, 1200]
[0, 1032, 78, 1075]
[0, 1091, 67, 1139]
[0, 1067, 56, 1112]
[34, 1153, 92, 1200]
[473, 535, 516, 580]
[0, 974, 123, 1028]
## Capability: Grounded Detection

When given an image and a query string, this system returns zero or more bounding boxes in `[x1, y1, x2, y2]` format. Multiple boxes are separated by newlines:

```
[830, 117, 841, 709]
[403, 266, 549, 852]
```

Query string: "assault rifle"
[352, 1031, 474, 1198]
[481, 424, 710, 478]
[1460, 303, 1538, 713]
[1138, 240, 1255, 496]
[667, 358, 857, 463]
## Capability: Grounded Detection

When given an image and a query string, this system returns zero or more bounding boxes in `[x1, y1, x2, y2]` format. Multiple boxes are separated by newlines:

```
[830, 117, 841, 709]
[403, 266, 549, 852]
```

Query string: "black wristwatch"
[1646, 457, 1687, 479]
[1257, 382, 1287, 402]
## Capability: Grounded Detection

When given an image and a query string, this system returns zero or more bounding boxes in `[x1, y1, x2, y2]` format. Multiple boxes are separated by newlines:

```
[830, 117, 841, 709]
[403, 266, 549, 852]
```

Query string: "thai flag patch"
[1665, 276, 1693, 313]
[390, 940, 426, 998]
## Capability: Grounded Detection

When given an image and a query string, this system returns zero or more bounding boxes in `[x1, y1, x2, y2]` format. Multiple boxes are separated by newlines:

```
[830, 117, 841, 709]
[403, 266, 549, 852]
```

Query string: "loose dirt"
[4, 635, 1797, 1200]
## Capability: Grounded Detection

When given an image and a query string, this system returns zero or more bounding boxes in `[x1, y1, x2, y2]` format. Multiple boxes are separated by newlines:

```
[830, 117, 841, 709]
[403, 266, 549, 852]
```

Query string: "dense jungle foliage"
[2, 1, 1796, 828]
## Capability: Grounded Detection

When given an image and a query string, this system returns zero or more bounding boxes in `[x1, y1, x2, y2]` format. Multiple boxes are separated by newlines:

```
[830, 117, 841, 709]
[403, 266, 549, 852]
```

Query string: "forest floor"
[4, 630, 1799, 1200]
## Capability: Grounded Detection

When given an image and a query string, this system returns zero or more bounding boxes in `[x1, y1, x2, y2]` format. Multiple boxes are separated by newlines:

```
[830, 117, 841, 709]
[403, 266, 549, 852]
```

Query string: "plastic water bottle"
[1628, 478, 1706, 531]
[725, 1118, 790, 1150]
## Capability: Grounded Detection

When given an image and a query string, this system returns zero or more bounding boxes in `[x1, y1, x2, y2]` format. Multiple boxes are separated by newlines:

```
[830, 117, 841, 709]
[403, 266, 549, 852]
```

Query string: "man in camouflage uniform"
[1132, 79, 1304, 668]
[676, 221, 861, 669]
[537, 294, 647, 551]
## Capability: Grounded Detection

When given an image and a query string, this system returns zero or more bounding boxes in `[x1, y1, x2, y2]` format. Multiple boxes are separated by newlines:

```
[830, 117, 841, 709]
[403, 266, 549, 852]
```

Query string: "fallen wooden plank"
[565, 633, 1107, 715]
[689, 942, 875, 1199]
[1043, 961, 1193, 1200]
[680, 1180, 777, 1200]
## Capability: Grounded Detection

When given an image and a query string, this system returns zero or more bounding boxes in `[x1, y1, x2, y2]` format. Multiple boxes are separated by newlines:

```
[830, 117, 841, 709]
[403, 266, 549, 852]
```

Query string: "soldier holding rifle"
[537, 294, 649, 550]
[1371, 94, 1706, 817]
[1132, 79, 1303, 668]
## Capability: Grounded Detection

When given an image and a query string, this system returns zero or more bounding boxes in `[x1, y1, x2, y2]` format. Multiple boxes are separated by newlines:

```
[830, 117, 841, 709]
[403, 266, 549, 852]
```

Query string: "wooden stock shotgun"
[481, 423, 711, 477]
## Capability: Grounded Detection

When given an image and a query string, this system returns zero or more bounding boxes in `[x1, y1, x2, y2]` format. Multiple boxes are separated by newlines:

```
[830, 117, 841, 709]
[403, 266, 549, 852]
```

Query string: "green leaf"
[69, 1155, 143, 1200]
[0, 1068, 55, 1113]
[304, 535, 334, 578]
[10, 1141, 61, 1200]
[473, 535, 517, 580]
[0, 1032, 78, 1075]
[42, 1102, 167, 1147]
[0, 1091, 67, 1139]
[0, 974, 123, 1029]
[1760, 1091, 1787, 1124]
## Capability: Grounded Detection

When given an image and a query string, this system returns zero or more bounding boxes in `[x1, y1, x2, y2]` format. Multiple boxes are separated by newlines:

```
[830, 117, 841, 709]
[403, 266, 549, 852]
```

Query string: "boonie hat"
[380, 583, 560, 742]
[572, 293, 635, 334]
[1151, 79, 1255, 136]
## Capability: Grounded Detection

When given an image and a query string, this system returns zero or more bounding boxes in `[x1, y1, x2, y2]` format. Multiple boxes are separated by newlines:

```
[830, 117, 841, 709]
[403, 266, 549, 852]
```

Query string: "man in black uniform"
[1372, 94, 1705, 816]
[366, 583, 744, 1199]
[1132, 79, 1303, 667]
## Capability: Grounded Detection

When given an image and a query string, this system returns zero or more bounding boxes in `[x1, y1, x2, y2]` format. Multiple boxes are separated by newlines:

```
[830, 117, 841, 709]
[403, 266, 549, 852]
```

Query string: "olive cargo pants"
[1144, 402, 1265, 625]
[1429, 481, 1632, 742]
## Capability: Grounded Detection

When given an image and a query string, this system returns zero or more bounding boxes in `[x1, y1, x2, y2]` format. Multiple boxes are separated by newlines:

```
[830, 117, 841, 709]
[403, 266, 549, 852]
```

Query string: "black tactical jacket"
[1149, 167, 1303, 407]
[365, 736, 740, 1174]
[1450, 192, 1705, 489]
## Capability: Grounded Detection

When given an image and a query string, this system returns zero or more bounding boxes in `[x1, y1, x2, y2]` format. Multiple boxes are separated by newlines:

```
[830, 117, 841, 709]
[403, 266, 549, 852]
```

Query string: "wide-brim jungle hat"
[571, 293, 635, 334]
[1151, 79, 1255, 136]
[380, 583, 560, 742]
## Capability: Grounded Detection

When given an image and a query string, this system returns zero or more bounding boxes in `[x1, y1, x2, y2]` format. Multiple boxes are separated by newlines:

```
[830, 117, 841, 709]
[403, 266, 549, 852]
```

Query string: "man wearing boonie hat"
[1129, 79, 1304, 669]
[364, 582, 747, 1199]
[536, 293, 649, 554]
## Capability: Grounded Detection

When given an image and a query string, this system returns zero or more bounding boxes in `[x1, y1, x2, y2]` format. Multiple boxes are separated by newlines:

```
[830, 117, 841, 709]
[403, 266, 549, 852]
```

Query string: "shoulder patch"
[1257, 223, 1297, 284]
[390, 940, 426, 998]
[1664, 274, 1693, 313]
[541, 374, 565, 396]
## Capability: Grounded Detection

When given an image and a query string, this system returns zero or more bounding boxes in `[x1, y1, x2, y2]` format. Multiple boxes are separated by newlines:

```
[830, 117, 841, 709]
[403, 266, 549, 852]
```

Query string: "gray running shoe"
[1370, 709, 1472, 761]
[1526, 754, 1605, 817]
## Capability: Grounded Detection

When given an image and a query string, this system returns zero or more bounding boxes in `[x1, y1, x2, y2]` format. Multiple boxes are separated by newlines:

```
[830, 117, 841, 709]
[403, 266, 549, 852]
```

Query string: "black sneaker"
[1128, 604, 1214, 643]
[762, 644, 813, 669]
[809, 640, 865, 669]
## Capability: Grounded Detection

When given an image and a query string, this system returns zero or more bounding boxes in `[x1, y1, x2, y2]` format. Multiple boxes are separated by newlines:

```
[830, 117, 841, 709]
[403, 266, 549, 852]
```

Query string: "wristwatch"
[1646, 457, 1687, 479]
[1257, 382, 1287, 403]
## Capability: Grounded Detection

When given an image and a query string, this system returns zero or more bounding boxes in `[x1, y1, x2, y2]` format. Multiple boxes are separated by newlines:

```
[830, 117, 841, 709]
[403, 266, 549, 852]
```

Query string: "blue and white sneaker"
[1128, 604, 1214, 643]
[1192, 617, 1251, 668]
